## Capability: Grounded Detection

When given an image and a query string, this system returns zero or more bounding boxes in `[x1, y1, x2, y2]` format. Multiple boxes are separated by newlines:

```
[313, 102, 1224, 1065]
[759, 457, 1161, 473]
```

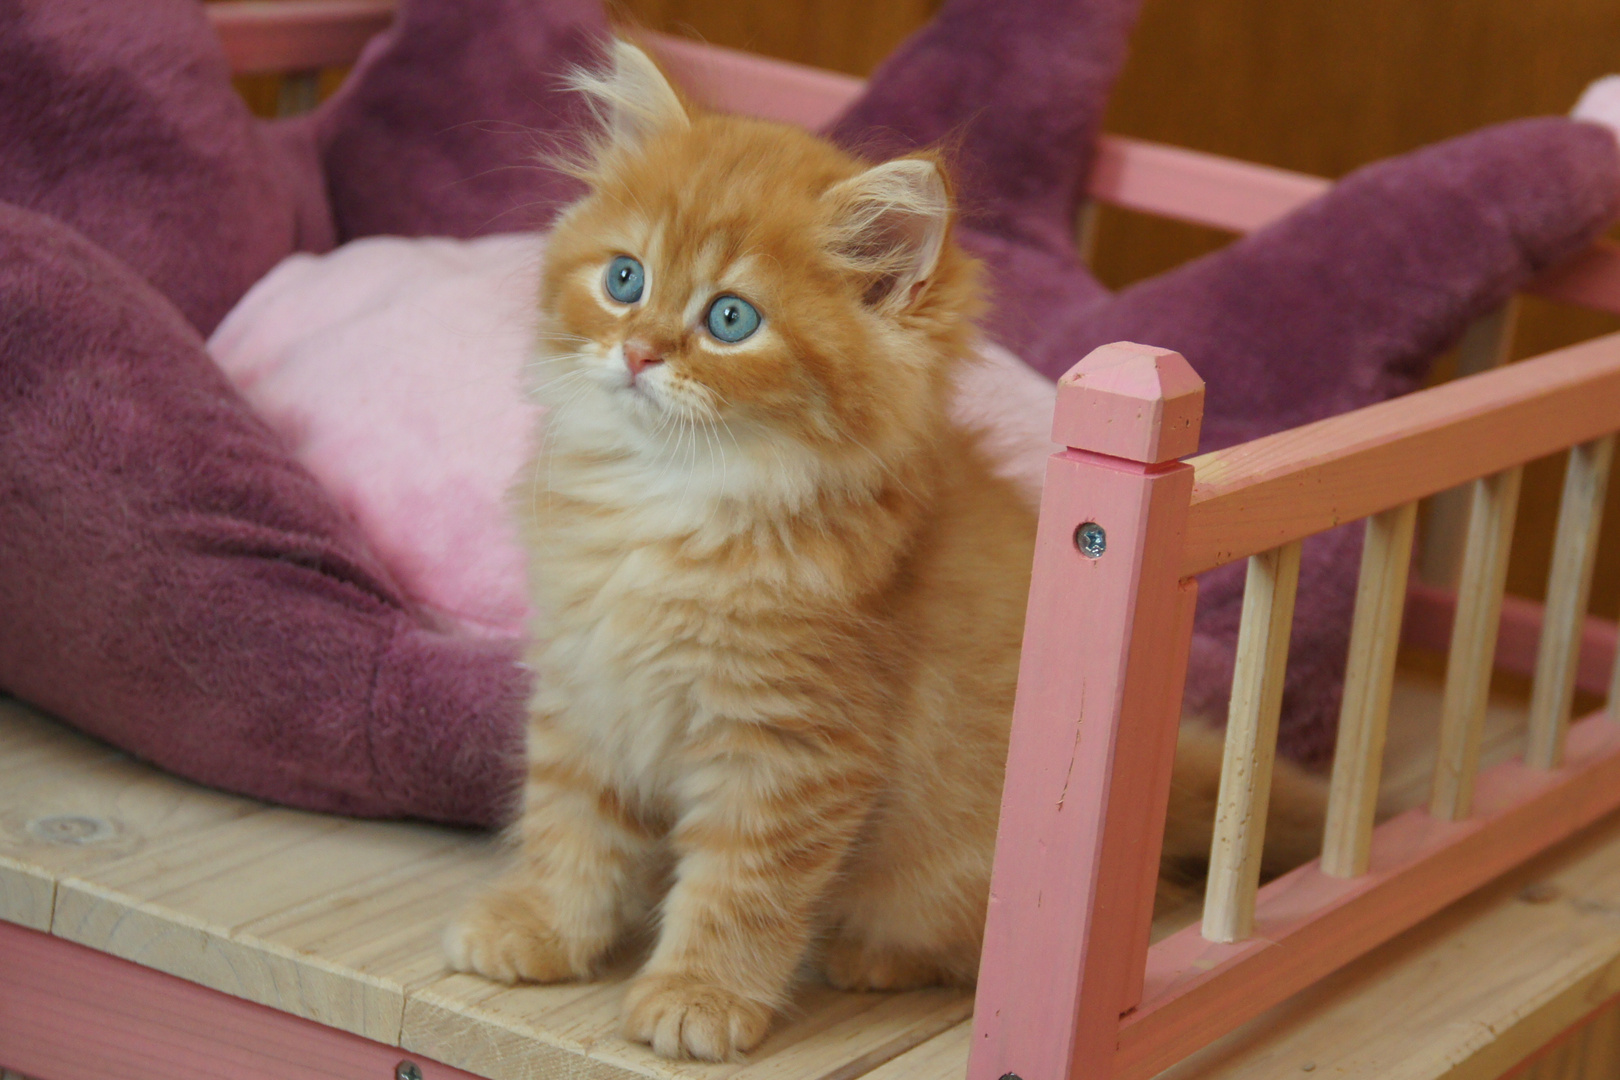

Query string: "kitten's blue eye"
[705, 295, 761, 343]
[604, 256, 644, 304]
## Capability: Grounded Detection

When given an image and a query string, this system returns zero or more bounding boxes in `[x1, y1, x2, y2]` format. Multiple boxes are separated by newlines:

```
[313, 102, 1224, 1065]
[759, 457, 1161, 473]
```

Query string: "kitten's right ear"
[824, 157, 951, 313]
[572, 40, 690, 149]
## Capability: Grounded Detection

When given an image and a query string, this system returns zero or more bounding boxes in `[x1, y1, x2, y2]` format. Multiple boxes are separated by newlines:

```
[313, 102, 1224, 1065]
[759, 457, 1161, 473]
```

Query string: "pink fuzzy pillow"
[208, 234, 1059, 639]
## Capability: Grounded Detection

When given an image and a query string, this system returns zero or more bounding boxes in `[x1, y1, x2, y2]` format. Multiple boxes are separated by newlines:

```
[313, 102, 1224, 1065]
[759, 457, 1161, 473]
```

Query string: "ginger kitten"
[445, 41, 1325, 1061]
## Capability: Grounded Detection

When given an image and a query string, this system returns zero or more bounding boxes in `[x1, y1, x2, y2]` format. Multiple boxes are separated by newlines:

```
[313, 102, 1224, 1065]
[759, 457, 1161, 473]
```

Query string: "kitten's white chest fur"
[521, 415, 832, 807]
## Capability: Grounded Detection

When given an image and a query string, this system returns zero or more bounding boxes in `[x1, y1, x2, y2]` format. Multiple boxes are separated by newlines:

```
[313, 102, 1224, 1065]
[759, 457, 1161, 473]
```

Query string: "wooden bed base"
[9, 5, 1620, 1080]
[0, 920, 480, 1080]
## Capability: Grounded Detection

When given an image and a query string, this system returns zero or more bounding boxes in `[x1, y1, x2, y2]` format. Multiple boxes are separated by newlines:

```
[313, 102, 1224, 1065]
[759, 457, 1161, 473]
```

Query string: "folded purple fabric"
[0, 203, 524, 824]
[315, 0, 608, 240]
[0, 0, 332, 335]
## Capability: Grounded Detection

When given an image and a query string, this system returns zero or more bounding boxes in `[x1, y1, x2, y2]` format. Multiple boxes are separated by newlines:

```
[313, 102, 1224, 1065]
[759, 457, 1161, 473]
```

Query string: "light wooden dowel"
[1528, 436, 1616, 768]
[1322, 502, 1418, 878]
[1203, 540, 1303, 943]
[1431, 466, 1524, 821]
[1419, 302, 1519, 589]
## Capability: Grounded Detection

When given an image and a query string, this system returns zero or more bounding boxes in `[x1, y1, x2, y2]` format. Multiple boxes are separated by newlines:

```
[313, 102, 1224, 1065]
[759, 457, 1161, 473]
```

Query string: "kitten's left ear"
[824, 157, 950, 313]
[572, 39, 690, 149]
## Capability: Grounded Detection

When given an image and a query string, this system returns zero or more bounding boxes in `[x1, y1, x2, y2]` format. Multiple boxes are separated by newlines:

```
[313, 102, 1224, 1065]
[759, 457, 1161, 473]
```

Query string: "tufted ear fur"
[823, 157, 950, 313]
[570, 39, 690, 151]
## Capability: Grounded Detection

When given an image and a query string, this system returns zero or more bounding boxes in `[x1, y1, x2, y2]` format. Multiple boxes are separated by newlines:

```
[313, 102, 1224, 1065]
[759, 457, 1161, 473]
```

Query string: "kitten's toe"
[621, 973, 774, 1061]
[443, 887, 589, 984]
[822, 934, 961, 992]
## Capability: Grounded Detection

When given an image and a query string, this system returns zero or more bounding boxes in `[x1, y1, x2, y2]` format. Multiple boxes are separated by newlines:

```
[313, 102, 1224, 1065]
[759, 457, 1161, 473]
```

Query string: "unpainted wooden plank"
[1204, 541, 1302, 942]
[1154, 814, 1620, 1080]
[239, 838, 503, 1003]
[1418, 303, 1519, 590]
[1323, 503, 1418, 878]
[856, 1021, 969, 1080]
[1118, 708, 1620, 1080]
[0, 855, 54, 932]
[51, 808, 472, 1044]
[0, 702, 261, 906]
[1431, 466, 1525, 821]
[404, 968, 970, 1080]
[1528, 435, 1616, 768]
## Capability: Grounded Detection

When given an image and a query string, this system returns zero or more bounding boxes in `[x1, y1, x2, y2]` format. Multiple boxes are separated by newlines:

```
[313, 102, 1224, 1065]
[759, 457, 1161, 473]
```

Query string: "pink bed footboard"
[193, 7, 1620, 1079]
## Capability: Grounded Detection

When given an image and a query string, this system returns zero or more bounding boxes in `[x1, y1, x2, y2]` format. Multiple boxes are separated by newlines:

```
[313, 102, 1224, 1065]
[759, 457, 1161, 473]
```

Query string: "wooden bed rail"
[979, 337, 1620, 1080]
[1181, 328, 1620, 578]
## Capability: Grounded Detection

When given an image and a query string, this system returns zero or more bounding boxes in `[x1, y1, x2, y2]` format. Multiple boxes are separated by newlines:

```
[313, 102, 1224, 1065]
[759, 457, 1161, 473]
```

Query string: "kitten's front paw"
[621, 973, 774, 1061]
[443, 886, 590, 984]
[822, 934, 958, 992]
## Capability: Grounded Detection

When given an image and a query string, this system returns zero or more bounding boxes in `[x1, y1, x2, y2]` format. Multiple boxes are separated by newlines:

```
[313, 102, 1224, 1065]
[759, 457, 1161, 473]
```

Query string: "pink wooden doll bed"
[8, 4, 1620, 1079]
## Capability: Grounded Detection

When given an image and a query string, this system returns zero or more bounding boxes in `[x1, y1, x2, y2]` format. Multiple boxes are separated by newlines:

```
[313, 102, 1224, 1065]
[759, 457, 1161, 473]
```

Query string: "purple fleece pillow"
[0, 203, 523, 825]
[0, 0, 332, 334]
[316, 0, 608, 240]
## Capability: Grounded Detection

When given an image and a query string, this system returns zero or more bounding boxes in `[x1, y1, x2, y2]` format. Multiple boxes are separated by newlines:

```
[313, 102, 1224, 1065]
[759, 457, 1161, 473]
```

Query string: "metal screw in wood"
[1075, 522, 1107, 558]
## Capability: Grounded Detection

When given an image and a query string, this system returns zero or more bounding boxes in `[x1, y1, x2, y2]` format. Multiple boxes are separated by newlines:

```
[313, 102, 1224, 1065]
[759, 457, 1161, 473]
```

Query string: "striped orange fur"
[443, 41, 1326, 1061]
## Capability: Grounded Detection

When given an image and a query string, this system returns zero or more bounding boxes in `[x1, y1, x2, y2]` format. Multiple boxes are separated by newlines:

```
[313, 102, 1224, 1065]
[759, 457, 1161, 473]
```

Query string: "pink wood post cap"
[1052, 342, 1206, 463]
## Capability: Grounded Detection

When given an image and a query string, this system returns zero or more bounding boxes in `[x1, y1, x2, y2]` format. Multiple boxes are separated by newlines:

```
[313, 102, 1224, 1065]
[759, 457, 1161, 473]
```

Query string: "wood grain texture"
[1322, 503, 1417, 878]
[1511, 998, 1620, 1080]
[1150, 814, 1620, 1080]
[1528, 436, 1616, 769]
[0, 699, 260, 926]
[0, 705, 969, 1080]
[967, 448, 1198, 1080]
[828, 812, 1620, 1080]
[404, 972, 969, 1080]
[0, 920, 485, 1080]
[1202, 541, 1302, 943]
[1118, 706, 1620, 1080]
[1432, 467, 1526, 821]
[1180, 332, 1620, 579]
[50, 814, 495, 1043]
[621, 0, 940, 77]
[1419, 304, 1520, 590]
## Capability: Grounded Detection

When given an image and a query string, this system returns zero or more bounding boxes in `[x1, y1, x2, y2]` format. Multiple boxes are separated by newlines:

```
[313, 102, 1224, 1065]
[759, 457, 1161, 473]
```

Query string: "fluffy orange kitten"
[445, 41, 1325, 1061]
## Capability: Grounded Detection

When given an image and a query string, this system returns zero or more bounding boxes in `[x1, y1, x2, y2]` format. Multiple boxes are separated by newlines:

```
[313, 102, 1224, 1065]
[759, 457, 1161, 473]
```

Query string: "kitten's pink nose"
[624, 339, 663, 378]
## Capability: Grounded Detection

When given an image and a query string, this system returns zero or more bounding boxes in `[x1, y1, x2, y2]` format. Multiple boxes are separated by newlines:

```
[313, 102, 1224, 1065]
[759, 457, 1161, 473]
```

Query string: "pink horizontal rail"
[0, 919, 482, 1080]
[1181, 330, 1620, 578]
[1404, 582, 1619, 697]
[209, 0, 393, 74]
[202, 3, 1620, 315]
[1113, 707, 1620, 1080]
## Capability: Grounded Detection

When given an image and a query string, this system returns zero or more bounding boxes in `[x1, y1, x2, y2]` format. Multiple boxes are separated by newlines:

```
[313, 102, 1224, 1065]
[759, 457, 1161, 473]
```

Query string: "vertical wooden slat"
[1419, 302, 1520, 589]
[1202, 539, 1303, 944]
[1321, 501, 1418, 878]
[968, 344, 1204, 1080]
[1528, 436, 1616, 768]
[1431, 466, 1525, 820]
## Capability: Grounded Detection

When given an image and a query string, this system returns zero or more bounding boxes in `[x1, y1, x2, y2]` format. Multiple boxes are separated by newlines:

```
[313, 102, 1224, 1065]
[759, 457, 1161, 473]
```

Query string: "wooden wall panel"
[615, 0, 941, 77]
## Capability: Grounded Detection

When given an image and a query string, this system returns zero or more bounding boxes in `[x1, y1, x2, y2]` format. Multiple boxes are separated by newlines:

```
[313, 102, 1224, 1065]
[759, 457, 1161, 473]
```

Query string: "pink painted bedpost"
[969, 343, 1204, 1080]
